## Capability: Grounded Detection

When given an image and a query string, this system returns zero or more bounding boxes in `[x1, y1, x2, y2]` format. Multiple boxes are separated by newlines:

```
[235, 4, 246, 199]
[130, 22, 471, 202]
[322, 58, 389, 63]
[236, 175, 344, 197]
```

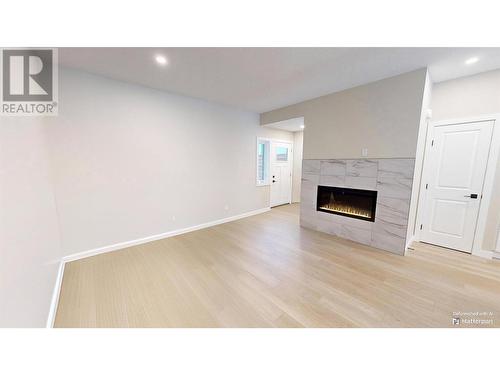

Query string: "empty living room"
[1, 2, 500, 374]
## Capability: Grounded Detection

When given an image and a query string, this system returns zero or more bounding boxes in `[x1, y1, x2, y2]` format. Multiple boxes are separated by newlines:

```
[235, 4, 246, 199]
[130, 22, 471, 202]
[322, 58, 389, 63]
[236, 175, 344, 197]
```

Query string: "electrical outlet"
[362, 148, 368, 157]
[224, 205, 229, 211]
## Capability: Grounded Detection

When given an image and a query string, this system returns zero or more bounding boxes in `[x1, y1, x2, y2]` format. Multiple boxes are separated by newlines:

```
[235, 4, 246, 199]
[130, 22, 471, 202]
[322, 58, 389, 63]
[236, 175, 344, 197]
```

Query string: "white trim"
[62, 207, 270, 263]
[414, 113, 500, 259]
[414, 118, 435, 243]
[256, 137, 295, 188]
[493, 230, 500, 259]
[431, 114, 500, 127]
[473, 249, 493, 260]
[493, 228, 500, 259]
[405, 235, 416, 252]
[46, 260, 65, 328]
[257, 137, 296, 144]
[473, 115, 500, 256]
[256, 137, 294, 188]
[262, 117, 305, 132]
[497, 228, 500, 252]
[256, 137, 271, 186]
[404, 70, 432, 255]
[269, 139, 294, 206]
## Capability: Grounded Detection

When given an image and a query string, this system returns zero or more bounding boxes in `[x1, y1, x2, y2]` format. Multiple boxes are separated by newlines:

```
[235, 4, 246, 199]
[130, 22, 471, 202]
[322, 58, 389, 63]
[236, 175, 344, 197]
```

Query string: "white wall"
[292, 131, 303, 202]
[46, 68, 293, 255]
[0, 117, 62, 327]
[431, 69, 500, 251]
[432, 69, 500, 120]
[261, 69, 428, 159]
[406, 70, 432, 249]
[0, 67, 293, 327]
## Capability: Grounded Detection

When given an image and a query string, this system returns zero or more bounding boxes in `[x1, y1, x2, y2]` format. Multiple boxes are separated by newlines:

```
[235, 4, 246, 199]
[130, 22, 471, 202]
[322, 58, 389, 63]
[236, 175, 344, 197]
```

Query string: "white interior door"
[270, 141, 292, 207]
[420, 120, 494, 252]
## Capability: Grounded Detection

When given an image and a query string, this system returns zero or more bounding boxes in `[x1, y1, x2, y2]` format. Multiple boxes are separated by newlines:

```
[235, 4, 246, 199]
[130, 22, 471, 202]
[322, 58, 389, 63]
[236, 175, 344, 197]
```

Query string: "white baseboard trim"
[406, 238, 493, 260]
[472, 249, 493, 260]
[46, 260, 65, 328]
[47, 207, 271, 327]
[62, 207, 270, 263]
[404, 235, 416, 254]
[496, 228, 500, 252]
[493, 228, 500, 260]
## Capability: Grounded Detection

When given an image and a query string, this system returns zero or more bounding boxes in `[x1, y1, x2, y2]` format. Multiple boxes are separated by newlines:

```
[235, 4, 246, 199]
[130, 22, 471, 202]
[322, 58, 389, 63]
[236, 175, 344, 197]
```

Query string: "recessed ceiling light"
[465, 57, 479, 65]
[155, 55, 168, 66]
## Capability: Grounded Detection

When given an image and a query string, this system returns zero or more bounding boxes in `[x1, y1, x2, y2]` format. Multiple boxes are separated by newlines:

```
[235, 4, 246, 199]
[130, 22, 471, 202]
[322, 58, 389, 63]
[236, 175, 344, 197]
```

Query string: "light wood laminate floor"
[55, 204, 500, 328]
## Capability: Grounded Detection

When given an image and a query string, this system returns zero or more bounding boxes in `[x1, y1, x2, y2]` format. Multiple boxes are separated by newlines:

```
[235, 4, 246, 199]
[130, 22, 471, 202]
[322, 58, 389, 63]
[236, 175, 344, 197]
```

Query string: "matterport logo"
[1, 48, 58, 116]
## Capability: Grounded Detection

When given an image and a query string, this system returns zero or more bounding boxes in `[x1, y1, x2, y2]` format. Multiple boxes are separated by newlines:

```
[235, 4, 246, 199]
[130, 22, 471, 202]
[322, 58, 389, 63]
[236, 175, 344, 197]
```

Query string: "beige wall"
[431, 69, 500, 251]
[261, 69, 428, 160]
[292, 131, 303, 202]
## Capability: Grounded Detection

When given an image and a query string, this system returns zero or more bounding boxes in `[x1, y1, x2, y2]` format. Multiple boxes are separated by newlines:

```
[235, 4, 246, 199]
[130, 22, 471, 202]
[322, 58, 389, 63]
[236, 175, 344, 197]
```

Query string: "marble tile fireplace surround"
[300, 158, 415, 255]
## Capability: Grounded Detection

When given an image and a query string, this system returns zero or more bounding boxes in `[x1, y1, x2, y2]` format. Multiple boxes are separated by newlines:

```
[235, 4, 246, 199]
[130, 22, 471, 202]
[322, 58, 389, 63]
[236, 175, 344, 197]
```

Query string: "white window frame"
[256, 137, 270, 186]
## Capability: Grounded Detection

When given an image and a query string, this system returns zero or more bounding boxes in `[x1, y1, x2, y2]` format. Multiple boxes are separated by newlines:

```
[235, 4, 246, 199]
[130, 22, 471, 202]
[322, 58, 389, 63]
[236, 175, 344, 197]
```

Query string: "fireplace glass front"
[316, 186, 377, 222]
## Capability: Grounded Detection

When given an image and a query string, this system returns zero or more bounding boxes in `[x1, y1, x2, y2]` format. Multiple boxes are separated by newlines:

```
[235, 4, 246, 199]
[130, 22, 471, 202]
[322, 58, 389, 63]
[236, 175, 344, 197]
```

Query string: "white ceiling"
[59, 47, 500, 113]
[264, 117, 304, 132]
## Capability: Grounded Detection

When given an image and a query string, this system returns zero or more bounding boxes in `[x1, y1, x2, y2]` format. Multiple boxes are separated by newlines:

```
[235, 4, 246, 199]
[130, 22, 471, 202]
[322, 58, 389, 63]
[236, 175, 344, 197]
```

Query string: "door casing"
[269, 140, 293, 207]
[414, 114, 500, 259]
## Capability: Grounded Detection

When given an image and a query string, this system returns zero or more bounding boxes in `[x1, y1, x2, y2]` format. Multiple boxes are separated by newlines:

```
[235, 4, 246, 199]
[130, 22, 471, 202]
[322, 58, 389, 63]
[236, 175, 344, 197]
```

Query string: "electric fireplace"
[316, 186, 377, 222]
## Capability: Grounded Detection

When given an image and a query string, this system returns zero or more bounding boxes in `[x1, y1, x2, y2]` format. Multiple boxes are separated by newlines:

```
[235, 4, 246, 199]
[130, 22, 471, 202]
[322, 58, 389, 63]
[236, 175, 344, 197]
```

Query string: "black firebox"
[316, 186, 377, 222]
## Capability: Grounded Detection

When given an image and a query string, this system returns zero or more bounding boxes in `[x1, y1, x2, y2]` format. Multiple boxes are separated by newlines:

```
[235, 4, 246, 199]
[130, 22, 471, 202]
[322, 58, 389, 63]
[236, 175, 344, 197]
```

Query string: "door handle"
[464, 194, 478, 199]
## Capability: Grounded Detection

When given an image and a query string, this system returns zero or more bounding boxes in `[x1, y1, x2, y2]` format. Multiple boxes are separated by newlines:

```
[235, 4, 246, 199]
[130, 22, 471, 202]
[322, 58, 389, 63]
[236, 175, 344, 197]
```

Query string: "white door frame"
[414, 113, 500, 259]
[269, 139, 293, 207]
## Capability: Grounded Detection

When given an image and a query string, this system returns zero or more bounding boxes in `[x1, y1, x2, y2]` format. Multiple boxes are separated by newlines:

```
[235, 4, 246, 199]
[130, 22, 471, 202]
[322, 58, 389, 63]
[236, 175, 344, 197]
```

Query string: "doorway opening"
[270, 141, 293, 207]
[260, 117, 305, 208]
